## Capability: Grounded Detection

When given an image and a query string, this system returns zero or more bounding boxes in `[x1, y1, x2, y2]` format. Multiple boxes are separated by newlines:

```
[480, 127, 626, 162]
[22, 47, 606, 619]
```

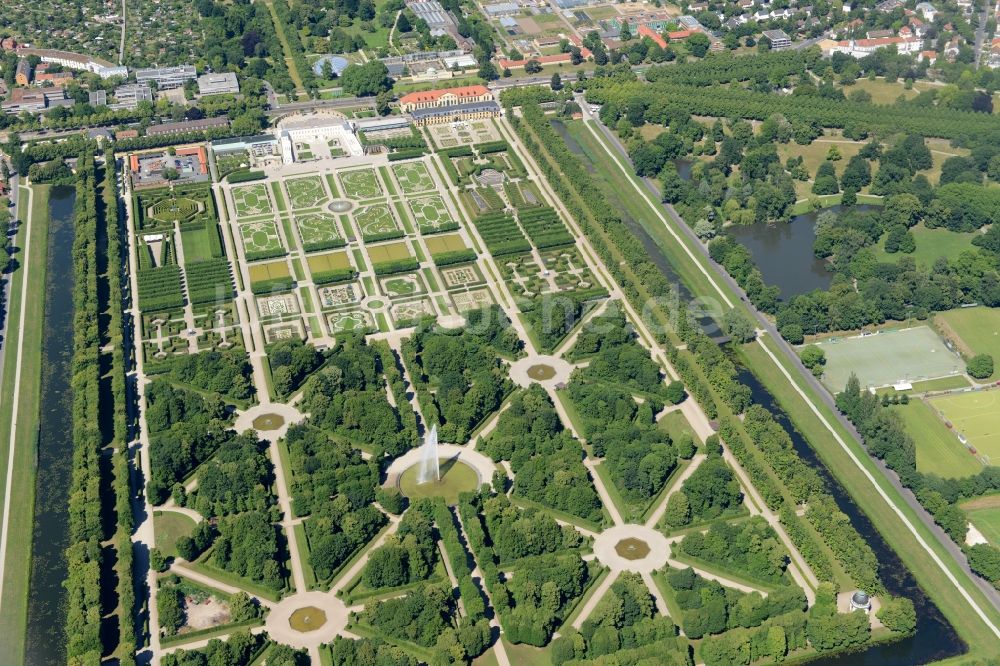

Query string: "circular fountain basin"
[397, 458, 479, 505]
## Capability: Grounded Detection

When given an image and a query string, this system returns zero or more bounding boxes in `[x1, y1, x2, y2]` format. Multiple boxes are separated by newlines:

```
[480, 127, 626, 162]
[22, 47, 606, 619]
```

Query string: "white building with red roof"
[398, 85, 494, 112]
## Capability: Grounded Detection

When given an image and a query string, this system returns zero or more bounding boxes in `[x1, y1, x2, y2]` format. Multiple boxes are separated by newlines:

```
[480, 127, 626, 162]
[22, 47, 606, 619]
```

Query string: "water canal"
[735, 362, 964, 664]
[24, 185, 76, 665]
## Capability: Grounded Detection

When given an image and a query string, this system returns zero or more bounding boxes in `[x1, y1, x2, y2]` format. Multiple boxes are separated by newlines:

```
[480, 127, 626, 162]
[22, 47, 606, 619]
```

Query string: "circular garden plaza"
[125, 125, 908, 666]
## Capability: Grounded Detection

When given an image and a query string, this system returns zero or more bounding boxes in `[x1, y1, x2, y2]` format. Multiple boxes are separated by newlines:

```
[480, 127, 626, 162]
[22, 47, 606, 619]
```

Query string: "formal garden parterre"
[117, 116, 931, 666]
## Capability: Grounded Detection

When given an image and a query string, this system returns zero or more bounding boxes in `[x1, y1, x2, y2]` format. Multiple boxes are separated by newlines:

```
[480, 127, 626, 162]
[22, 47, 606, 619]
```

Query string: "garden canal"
[734, 360, 964, 664]
[24, 185, 76, 664]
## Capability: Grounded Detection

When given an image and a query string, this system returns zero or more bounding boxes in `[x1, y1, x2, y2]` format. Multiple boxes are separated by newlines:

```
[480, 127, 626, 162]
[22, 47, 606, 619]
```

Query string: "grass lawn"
[776, 139, 864, 182]
[423, 233, 468, 256]
[934, 306, 1000, 379]
[366, 241, 412, 264]
[657, 409, 697, 443]
[930, 390, 1000, 462]
[154, 510, 199, 559]
[874, 224, 977, 268]
[0, 185, 50, 664]
[563, 117, 1000, 651]
[890, 401, 982, 478]
[500, 638, 553, 666]
[397, 458, 479, 505]
[471, 648, 500, 666]
[180, 224, 216, 262]
[841, 78, 923, 105]
[962, 496, 1000, 545]
[248, 260, 292, 283]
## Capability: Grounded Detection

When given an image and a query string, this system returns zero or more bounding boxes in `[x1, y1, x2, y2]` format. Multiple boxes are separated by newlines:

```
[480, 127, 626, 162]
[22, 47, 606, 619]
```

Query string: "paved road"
[0, 174, 30, 614]
[576, 97, 1000, 627]
[974, 0, 990, 69]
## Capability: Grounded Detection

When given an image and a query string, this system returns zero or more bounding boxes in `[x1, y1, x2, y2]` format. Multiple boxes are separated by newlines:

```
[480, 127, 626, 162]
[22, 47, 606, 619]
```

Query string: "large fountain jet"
[417, 424, 440, 484]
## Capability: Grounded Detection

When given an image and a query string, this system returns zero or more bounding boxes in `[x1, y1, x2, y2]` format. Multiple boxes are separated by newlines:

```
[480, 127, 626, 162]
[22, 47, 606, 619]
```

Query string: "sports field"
[930, 390, 1000, 463]
[817, 326, 964, 392]
[892, 401, 982, 478]
[935, 306, 1000, 379]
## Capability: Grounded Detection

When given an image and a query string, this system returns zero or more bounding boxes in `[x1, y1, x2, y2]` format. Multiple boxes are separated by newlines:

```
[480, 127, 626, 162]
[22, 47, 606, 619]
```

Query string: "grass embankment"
[570, 118, 1000, 654]
[0, 185, 50, 663]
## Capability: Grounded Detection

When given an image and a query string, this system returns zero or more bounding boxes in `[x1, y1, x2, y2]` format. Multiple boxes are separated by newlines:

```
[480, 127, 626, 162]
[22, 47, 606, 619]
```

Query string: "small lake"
[24, 185, 76, 664]
[724, 205, 877, 299]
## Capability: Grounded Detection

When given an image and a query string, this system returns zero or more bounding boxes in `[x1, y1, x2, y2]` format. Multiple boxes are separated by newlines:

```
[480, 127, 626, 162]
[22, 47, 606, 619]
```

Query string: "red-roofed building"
[638, 25, 667, 49]
[827, 36, 922, 57]
[498, 49, 592, 69]
[398, 85, 493, 112]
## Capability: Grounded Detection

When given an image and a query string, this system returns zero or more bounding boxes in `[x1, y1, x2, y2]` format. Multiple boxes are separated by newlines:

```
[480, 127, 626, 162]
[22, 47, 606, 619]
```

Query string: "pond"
[25, 185, 77, 664]
[724, 205, 878, 299]
[734, 357, 965, 665]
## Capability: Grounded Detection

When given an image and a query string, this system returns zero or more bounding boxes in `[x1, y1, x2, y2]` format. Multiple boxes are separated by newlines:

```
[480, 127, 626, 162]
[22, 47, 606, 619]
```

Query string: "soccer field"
[930, 390, 1000, 463]
[817, 326, 964, 392]
[892, 401, 982, 478]
[935, 306, 1000, 379]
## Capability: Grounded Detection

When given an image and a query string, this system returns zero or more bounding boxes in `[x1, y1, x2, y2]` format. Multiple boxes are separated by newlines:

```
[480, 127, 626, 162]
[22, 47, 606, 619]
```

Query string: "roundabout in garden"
[509, 354, 574, 388]
[264, 591, 349, 649]
[592, 524, 671, 572]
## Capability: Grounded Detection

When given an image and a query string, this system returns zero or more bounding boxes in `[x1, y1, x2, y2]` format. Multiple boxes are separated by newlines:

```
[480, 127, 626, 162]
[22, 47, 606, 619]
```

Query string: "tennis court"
[930, 389, 1000, 463]
[817, 326, 964, 392]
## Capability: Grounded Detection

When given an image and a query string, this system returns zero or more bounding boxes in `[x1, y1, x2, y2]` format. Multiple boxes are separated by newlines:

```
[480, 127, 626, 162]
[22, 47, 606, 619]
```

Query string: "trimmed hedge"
[442, 145, 474, 158]
[388, 148, 427, 161]
[431, 249, 478, 266]
[311, 267, 356, 285]
[227, 170, 266, 183]
[250, 277, 296, 294]
[373, 258, 420, 276]
[474, 140, 510, 154]
[137, 265, 185, 311]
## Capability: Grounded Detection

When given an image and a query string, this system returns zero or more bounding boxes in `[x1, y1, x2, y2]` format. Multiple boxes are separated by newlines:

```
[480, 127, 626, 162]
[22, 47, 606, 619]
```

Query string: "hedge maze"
[135, 184, 216, 230]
